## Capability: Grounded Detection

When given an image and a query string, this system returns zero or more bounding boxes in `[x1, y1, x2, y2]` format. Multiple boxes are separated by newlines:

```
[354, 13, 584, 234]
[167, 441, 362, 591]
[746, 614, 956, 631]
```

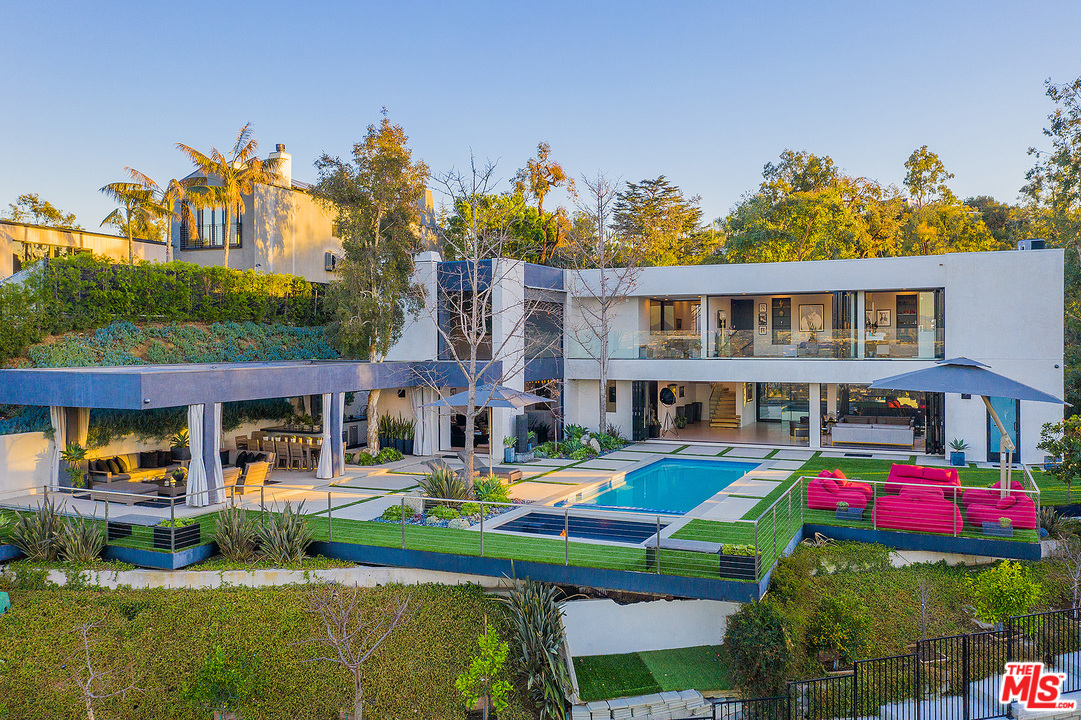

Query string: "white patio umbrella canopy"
[869, 357, 1065, 496]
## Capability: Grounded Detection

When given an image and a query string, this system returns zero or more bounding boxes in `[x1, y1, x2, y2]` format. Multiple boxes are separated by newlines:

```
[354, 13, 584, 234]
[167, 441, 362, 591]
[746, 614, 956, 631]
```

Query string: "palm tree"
[124, 169, 196, 262]
[176, 124, 283, 267]
[99, 181, 154, 263]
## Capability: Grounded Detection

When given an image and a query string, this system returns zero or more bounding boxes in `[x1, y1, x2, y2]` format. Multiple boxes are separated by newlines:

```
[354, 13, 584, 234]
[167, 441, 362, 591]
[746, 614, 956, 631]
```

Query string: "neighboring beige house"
[0, 220, 166, 279]
[174, 143, 438, 283]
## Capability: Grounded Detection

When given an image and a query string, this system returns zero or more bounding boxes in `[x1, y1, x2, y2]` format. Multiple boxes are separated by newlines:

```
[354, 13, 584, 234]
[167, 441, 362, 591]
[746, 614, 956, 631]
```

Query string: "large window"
[525, 302, 563, 359]
[12, 242, 86, 273]
[179, 205, 243, 250]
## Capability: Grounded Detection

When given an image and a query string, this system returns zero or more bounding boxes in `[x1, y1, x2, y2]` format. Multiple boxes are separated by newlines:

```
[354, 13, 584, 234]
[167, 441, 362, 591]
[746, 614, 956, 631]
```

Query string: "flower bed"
[375, 500, 527, 529]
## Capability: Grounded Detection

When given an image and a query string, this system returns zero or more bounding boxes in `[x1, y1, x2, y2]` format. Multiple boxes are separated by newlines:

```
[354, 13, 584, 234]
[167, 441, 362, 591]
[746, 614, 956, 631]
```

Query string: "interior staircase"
[708, 384, 741, 429]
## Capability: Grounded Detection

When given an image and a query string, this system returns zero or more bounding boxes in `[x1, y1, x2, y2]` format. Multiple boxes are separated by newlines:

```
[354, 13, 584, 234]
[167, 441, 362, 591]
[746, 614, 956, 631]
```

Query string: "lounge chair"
[966, 493, 1038, 530]
[234, 461, 269, 496]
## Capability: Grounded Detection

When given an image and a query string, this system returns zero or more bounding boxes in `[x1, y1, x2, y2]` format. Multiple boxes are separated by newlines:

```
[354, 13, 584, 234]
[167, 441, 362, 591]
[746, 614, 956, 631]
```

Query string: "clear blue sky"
[2, 1, 1080, 230]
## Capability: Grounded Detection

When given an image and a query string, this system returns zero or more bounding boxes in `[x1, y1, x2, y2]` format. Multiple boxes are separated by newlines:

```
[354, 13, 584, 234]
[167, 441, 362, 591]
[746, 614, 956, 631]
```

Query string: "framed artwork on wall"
[799, 304, 825, 332]
[758, 326, 767, 335]
[877, 309, 892, 327]
[744, 383, 753, 403]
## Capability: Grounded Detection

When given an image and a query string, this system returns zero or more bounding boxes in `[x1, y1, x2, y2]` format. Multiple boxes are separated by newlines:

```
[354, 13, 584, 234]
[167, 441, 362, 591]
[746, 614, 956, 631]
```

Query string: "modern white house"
[562, 248, 1064, 464]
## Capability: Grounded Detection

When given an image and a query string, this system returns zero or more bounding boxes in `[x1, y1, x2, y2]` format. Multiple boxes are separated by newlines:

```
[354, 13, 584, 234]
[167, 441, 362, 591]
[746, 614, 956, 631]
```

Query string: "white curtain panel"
[73, 408, 90, 447]
[410, 387, 438, 456]
[316, 392, 333, 479]
[49, 406, 65, 488]
[337, 393, 346, 476]
[208, 403, 224, 505]
[186, 404, 208, 508]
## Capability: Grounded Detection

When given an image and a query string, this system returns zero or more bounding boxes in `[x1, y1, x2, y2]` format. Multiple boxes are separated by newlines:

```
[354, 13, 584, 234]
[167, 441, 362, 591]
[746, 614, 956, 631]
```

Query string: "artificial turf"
[573, 645, 730, 702]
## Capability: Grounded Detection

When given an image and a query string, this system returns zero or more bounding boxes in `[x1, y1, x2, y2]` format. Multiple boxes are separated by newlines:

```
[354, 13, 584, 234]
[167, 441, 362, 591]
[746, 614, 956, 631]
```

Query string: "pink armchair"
[808, 476, 869, 511]
[961, 480, 1026, 508]
[871, 486, 963, 535]
[965, 493, 1038, 530]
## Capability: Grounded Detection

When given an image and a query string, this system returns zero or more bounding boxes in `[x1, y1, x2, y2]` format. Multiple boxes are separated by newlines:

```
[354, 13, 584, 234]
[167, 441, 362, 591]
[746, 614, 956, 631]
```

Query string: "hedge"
[0, 254, 331, 365]
[0, 583, 536, 720]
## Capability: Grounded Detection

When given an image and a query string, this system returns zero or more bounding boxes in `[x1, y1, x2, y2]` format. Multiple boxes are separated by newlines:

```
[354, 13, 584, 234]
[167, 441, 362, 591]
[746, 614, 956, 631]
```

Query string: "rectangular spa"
[558, 457, 758, 515]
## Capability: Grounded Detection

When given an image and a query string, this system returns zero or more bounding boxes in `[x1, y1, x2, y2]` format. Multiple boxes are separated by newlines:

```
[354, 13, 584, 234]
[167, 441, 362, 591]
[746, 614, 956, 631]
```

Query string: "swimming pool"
[559, 457, 758, 515]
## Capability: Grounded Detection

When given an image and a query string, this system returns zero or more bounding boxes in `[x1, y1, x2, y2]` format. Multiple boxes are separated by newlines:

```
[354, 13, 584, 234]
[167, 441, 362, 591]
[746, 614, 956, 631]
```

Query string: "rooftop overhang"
[0, 360, 501, 409]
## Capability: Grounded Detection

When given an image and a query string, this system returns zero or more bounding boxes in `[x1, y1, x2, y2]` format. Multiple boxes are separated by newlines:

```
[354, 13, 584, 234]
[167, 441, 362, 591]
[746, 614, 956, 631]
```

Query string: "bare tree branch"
[63, 620, 141, 720]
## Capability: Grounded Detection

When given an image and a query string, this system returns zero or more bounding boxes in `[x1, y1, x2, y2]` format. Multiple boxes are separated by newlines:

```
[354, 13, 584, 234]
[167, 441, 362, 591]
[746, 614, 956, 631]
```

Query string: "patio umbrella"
[422, 384, 551, 410]
[869, 357, 1065, 497]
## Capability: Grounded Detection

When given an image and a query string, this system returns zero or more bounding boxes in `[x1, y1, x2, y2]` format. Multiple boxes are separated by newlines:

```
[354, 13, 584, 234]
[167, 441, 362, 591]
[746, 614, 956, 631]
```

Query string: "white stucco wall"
[0, 432, 51, 495]
[563, 249, 1064, 460]
[562, 598, 739, 656]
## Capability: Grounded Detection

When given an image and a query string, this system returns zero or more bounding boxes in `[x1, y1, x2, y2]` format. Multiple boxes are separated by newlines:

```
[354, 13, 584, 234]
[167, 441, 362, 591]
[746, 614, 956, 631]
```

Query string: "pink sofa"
[871, 486, 963, 535]
[884, 464, 961, 495]
[961, 480, 1026, 508]
[966, 493, 1038, 530]
[808, 475, 869, 511]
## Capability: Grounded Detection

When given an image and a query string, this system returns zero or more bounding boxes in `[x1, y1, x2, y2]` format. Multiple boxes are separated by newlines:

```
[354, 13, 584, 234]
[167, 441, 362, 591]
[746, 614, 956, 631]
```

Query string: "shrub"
[427, 506, 460, 521]
[968, 560, 1042, 625]
[808, 595, 871, 664]
[183, 645, 260, 714]
[721, 543, 756, 556]
[419, 467, 469, 501]
[0, 512, 12, 541]
[376, 448, 403, 464]
[57, 512, 105, 563]
[257, 502, 312, 564]
[499, 579, 571, 718]
[157, 518, 196, 528]
[381, 504, 412, 522]
[215, 506, 258, 562]
[723, 601, 792, 697]
[570, 446, 594, 461]
[10, 499, 62, 561]
[461, 503, 483, 517]
[354, 452, 375, 465]
[456, 622, 512, 714]
[474, 475, 511, 504]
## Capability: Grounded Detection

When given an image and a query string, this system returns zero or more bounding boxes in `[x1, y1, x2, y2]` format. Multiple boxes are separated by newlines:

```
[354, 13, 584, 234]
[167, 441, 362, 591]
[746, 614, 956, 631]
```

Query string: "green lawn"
[574, 645, 730, 702]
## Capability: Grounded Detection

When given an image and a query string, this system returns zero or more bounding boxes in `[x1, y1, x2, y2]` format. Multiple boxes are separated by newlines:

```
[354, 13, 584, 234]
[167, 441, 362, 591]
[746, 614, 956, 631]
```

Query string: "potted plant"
[949, 438, 968, 467]
[170, 468, 186, 487]
[526, 430, 537, 451]
[835, 500, 863, 521]
[377, 415, 393, 452]
[171, 428, 191, 462]
[983, 516, 1014, 538]
[648, 409, 659, 439]
[674, 415, 688, 429]
[456, 621, 511, 720]
[402, 416, 416, 455]
[60, 442, 87, 490]
[503, 436, 517, 464]
[718, 543, 758, 580]
[154, 517, 201, 550]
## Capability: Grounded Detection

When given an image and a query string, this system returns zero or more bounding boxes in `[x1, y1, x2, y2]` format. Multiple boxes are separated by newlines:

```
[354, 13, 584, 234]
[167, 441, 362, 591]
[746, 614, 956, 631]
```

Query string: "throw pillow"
[116, 456, 131, 473]
[832, 469, 848, 480]
[139, 451, 157, 469]
[106, 459, 121, 475]
[235, 451, 251, 469]
[91, 459, 105, 472]
[220, 450, 230, 466]
[818, 470, 833, 478]
[157, 450, 171, 467]
[822, 478, 839, 493]
[921, 467, 951, 483]
[996, 496, 1018, 510]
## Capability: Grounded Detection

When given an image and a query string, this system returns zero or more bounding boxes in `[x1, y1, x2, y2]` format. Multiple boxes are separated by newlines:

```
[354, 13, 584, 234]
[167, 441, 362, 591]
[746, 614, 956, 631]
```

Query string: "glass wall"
[180, 204, 243, 250]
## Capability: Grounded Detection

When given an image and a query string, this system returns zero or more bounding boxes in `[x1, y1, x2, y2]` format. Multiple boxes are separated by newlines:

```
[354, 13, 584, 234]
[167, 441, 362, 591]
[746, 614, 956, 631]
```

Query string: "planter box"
[107, 520, 133, 541]
[403, 438, 414, 455]
[717, 552, 758, 580]
[514, 451, 534, 463]
[950, 452, 966, 467]
[171, 448, 191, 462]
[153, 523, 201, 551]
[835, 507, 864, 521]
[504, 448, 515, 464]
[982, 522, 1014, 538]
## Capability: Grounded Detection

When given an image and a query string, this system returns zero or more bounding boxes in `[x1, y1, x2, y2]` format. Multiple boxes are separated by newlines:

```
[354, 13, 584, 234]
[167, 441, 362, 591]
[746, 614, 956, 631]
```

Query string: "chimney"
[268, 143, 292, 188]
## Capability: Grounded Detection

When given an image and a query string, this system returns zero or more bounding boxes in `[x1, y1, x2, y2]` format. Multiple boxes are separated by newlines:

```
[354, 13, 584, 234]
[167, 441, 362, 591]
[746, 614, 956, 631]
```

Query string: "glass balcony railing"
[566, 328, 944, 360]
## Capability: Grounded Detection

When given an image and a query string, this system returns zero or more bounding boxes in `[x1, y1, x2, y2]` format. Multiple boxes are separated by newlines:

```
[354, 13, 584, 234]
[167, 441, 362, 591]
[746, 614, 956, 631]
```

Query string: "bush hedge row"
[0, 254, 331, 364]
[0, 583, 535, 720]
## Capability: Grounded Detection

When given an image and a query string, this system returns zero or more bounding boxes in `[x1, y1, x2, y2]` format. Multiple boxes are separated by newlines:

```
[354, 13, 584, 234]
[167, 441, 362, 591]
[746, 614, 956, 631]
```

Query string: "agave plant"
[57, 511, 105, 563]
[499, 578, 571, 719]
[215, 505, 259, 562]
[11, 498, 63, 561]
[419, 466, 469, 501]
[257, 501, 313, 564]
[1041, 507, 1079, 539]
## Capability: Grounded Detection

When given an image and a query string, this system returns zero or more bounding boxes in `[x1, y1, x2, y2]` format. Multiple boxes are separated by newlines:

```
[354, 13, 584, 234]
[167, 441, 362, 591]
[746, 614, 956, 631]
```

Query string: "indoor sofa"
[883, 464, 961, 495]
[871, 485, 963, 535]
[965, 493, 1038, 530]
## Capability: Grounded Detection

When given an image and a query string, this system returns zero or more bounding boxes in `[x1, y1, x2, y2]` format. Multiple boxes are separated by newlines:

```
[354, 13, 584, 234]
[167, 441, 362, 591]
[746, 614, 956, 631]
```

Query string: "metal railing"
[709, 607, 1081, 720]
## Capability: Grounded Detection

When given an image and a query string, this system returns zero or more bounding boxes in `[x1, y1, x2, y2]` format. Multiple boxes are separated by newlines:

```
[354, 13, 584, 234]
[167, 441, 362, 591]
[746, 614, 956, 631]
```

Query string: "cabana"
[0, 359, 493, 507]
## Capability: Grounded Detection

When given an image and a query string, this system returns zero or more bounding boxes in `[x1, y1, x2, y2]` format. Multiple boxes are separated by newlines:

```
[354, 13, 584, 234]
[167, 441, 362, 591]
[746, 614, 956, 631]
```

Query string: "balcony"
[567, 327, 944, 361]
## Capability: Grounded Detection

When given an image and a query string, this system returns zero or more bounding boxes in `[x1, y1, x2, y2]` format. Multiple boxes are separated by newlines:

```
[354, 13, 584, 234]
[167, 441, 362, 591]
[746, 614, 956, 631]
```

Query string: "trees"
[311, 114, 429, 453]
[177, 123, 283, 268]
[903, 145, 957, 208]
[65, 620, 141, 720]
[514, 142, 576, 264]
[302, 583, 413, 720]
[1038, 418, 1081, 503]
[428, 157, 559, 484]
[99, 180, 155, 263]
[723, 601, 793, 698]
[3, 192, 82, 229]
[563, 171, 643, 432]
[124, 169, 197, 262]
[612, 176, 708, 266]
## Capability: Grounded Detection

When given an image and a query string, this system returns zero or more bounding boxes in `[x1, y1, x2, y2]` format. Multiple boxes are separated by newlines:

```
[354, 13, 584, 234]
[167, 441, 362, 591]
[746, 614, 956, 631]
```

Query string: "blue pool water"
[559, 457, 758, 514]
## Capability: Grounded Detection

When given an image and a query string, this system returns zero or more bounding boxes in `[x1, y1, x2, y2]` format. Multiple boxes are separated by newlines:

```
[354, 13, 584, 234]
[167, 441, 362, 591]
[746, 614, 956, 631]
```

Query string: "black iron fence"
[709, 607, 1081, 720]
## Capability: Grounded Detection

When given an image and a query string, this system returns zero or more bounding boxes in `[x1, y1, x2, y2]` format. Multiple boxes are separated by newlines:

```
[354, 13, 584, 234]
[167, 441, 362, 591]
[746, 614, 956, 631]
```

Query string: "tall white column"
[856, 292, 866, 359]
[700, 295, 708, 358]
[809, 383, 822, 449]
